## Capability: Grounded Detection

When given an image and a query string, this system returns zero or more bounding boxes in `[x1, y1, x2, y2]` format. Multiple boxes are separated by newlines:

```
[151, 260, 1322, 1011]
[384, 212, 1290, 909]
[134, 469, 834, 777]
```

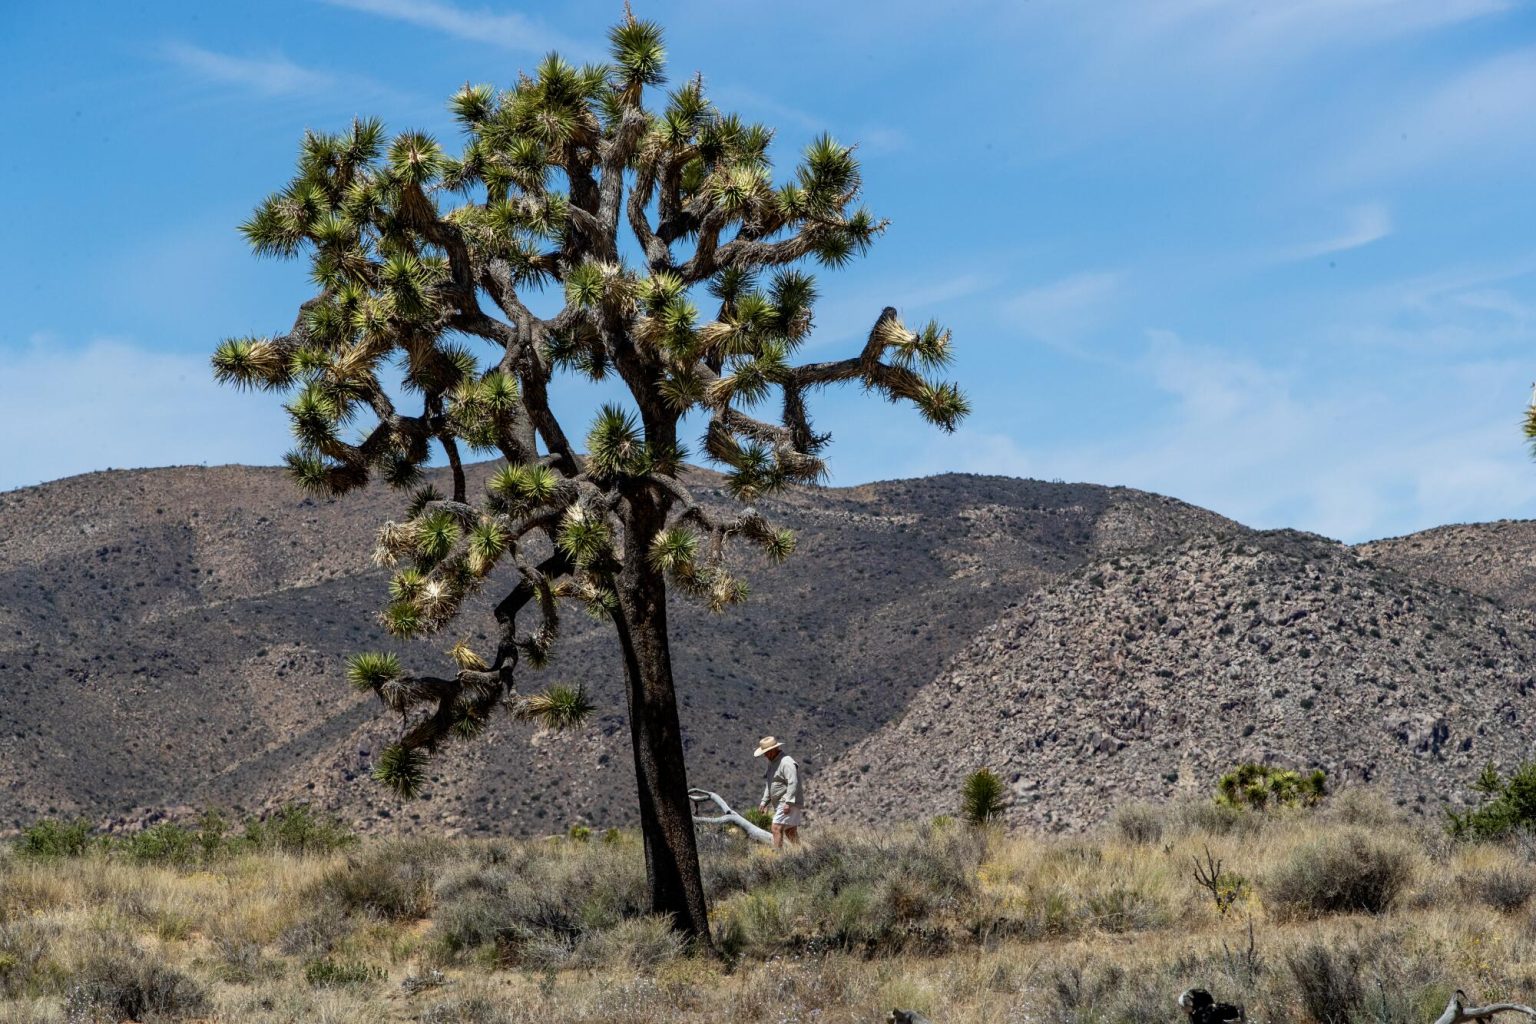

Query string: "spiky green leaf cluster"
[372, 745, 428, 799]
[961, 768, 1008, 826]
[517, 684, 595, 731]
[415, 510, 461, 563]
[488, 462, 561, 513]
[466, 518, 508, 576]
[346, 651, 402, 692]
[557, 505, 613, 568]
[450, 371, 521, 450]
[585, 404, 644, 478]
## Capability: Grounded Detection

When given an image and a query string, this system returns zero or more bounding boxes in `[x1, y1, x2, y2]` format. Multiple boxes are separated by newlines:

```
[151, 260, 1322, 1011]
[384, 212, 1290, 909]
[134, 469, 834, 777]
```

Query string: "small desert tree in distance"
[211, 13, 967, 941]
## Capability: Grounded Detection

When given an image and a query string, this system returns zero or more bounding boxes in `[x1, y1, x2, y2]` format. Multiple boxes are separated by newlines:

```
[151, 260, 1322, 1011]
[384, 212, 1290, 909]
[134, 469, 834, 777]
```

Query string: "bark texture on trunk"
[612, 501, 712, 944]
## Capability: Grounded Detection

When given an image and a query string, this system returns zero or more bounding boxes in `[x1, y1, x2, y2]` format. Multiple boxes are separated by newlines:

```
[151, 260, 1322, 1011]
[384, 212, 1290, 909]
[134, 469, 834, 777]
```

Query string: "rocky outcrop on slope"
[819, 531, 1536, 830]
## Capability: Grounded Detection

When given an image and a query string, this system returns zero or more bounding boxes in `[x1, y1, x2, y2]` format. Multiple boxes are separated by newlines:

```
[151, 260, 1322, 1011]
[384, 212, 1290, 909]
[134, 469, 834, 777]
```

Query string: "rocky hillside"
[1360, 521, 1536, 609]
[818, 530, 1536, 830]
[0, 464, 1234, 835]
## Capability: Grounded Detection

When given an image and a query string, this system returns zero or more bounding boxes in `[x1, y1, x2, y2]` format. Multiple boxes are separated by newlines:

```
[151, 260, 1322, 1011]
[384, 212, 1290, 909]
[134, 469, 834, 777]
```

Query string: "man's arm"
[782, 758, 800, 805]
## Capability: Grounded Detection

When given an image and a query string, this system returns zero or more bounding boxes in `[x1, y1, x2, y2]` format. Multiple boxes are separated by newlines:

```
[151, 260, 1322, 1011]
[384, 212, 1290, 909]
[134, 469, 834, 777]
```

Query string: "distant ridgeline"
[3, 463, 1534, 833]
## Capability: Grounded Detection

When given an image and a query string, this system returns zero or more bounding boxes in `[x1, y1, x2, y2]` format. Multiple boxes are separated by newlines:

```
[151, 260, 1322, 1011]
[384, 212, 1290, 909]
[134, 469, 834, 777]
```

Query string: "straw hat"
[753, 735, 782, 757]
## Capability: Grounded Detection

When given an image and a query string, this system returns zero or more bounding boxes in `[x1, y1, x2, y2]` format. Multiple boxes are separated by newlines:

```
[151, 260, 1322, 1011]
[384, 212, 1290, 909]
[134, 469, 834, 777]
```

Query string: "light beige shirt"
[761, 754, 802, 808]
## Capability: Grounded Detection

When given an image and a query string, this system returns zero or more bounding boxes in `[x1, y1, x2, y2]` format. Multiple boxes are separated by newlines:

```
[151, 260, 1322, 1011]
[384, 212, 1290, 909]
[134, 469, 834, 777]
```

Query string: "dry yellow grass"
[3, 795, 1535, 1023]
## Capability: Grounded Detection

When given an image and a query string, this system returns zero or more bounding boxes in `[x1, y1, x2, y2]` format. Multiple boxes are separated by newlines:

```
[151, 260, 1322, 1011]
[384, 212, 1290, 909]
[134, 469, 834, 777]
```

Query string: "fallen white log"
[1434, 992, 1536, 1024]
[689, 788, 772, 844]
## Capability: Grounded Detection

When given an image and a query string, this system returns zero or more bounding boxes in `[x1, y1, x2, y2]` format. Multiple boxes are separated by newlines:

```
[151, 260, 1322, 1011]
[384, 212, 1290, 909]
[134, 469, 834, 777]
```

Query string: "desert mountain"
[818, 530, 1536, 830]
[0, 463, 1234, 834]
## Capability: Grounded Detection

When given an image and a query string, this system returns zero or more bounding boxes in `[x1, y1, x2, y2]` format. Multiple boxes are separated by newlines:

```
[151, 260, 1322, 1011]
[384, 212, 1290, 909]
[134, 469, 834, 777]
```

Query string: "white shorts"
[773, 803, 803, 827]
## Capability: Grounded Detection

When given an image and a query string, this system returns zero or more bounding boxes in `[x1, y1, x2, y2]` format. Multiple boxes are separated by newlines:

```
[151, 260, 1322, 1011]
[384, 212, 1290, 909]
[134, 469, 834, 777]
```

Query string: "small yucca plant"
[961, 768, 1007, 826]
[1216, 763, 1327, 811]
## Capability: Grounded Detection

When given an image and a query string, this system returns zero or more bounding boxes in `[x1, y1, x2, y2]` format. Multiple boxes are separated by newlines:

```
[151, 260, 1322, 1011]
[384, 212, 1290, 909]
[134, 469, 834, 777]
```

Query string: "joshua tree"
[211, 14, 967, 941]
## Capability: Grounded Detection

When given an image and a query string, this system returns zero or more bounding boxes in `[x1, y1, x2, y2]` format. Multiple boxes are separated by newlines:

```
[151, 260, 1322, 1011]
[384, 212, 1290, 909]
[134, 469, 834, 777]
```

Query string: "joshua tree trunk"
[612, 501, 711, 943]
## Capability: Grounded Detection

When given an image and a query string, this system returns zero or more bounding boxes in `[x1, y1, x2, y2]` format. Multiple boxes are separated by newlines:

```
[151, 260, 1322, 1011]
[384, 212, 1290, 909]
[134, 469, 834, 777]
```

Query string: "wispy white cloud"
[1332, 46, 1536, 183]
[157, 40, 425, 119]
[1333, 259, 1536, 353]
[318, 0, 583, 55]
[0, 336, 289, 492]
[160, 42, 339, 97]
[1004, 272, 1122, 350]
[1279, 203, 1392, 261]
[1000, 0, 1515, 160]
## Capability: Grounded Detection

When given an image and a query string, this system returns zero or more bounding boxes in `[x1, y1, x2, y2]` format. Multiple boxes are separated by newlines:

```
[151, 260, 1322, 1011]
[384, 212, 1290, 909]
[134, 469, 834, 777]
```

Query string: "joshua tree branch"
[626, 171, 671, 272]
[598, 107, 650, 238]
[688, 788, 771, 844]
[439, 431, 467, 503]
[1436, 993, 1536, 1024]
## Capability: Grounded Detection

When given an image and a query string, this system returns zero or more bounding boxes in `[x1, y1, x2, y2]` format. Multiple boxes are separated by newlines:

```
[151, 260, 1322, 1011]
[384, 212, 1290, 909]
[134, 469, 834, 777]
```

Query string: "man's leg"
[771, 823, 784, 849]
[783, 825, 799, 845]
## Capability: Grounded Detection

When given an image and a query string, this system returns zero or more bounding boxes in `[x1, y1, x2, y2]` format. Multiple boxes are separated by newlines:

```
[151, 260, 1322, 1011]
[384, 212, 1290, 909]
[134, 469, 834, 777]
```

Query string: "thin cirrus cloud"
[159, 41, 341, 97]
[157, 40, 423, 116]
[1003, 272, 1122, 351]
[318, 0, 586, 55]
[1331, 46, 1536, 183]
[1007, 0, 1515, 151]
[1278, 203, 1393, 262]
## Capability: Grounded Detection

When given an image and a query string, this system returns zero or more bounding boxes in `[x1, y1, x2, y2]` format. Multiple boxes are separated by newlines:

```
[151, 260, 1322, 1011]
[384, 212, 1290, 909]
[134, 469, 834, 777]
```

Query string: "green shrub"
[313, 843, 437, 921]
[302, 957, 384, 988]
[194, 809, 232, 858]
[567, 825, 592, 842]
[743, 806, 773, 831]
[707, 823, 986, 954]
[15, 818, 94, 859]
[1448, 761, 1536, 841]
[962, 768, 1007, 826]
[1263, 831, 1412, 919]
[126, 822, 202, 866]
[243, 804, 356, 855]
[1217, 763, 1327, 811]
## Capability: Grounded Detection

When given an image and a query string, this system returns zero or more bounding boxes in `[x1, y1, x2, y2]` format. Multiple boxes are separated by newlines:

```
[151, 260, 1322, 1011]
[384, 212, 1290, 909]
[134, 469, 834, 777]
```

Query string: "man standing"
[755, 735, 803, 848]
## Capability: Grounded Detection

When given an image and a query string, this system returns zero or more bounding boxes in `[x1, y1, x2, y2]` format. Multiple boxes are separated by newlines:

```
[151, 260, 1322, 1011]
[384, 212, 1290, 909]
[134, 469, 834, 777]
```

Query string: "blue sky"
[3, 0, 1534, 542]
